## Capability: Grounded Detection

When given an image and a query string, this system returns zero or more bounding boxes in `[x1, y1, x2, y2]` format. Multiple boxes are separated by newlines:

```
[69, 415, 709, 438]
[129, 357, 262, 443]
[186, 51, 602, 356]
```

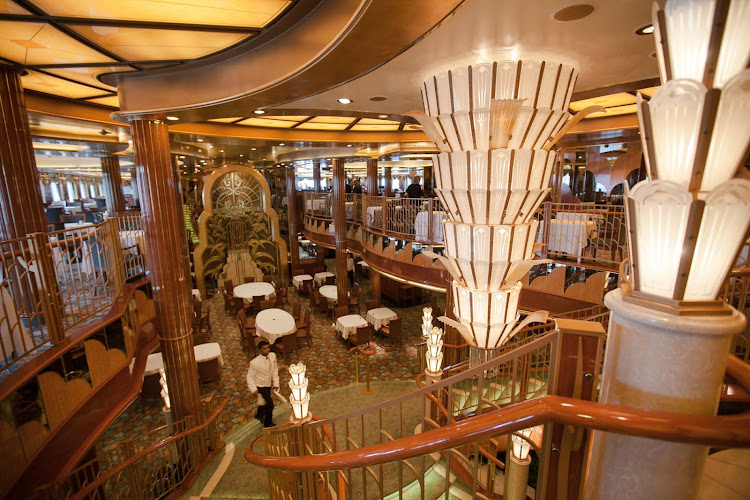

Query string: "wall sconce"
[158, 368, 170, 410]
[288, 362, 311, 423]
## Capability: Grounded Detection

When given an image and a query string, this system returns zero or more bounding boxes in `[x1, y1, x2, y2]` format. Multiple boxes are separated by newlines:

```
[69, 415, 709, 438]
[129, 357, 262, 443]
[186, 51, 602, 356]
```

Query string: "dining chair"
[365, 298, 380, 312]
[243, 275, 256, 283]
[141, 373, 162, 400]
[324, 275, 336, 286]
[263, 275, 274, 283]
[222, 289, 233, 313]
[253, 295, 264, 314]
[348, 286, 361, 314]
[348, 324, 371, 347]
[378, 317, 402, 345]
[224, 279, 234, 293]
[310, 291, 323, 313]
[275, 286, 288, 307]
[292, 301, 302, 321]
[334, 305, 348, 320]
[295, 308, 312, 347]
[272, 333, 297, 359]
[260, 299, 275, 311]
[197, 358, 223, 390]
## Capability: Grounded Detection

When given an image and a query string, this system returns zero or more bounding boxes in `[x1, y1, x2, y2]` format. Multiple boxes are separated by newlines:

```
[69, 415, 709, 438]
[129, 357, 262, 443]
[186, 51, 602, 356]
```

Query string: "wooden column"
[423, 165, 433, 197]
[369, 268, 381, 304]
[384, 166, 393, 197]
[331, 158, 349, 304]
[366, 158, 378, 195]
[313, 159, 321, 193]
[286, 166, 300, 276]
[101, 155, 126, 215]
[131, 118, 202, 424]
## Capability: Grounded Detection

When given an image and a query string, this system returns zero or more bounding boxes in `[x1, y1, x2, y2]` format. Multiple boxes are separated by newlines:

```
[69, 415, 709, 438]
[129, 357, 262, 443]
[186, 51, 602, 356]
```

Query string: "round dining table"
[144, 343, 224, 376]
[255, 308, 296, 343]
[319, 285, 341, 303]
[314, 271, 334, 286]
[234, 282, 275, 300]
[292, 274, 313, 290]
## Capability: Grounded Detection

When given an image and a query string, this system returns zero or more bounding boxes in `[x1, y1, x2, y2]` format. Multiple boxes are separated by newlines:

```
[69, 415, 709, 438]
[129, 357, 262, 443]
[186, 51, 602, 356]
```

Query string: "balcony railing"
[0, 214, 149, 374]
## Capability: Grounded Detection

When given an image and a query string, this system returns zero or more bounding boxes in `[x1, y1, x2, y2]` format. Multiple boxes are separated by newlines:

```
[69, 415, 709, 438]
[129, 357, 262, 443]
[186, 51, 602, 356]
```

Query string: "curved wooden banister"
[70, 396, 228, 500]
[244, 356, 750, 472]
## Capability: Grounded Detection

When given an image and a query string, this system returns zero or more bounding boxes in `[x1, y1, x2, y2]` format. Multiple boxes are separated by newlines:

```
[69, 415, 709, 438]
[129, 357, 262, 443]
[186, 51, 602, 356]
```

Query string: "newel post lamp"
[505, 427, 540, 500]
[587, 1, 749, 498]
[288, 362, 311, 424]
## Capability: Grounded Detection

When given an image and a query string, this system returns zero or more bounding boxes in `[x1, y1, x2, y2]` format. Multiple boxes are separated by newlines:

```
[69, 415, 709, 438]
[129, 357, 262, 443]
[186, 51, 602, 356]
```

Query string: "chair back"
[365, 298, 379, 311]
[334, 306, 348, 319]
[244, 275, 256, 283]
[261, 299, 274, 310]
[292, 301, 301, 320]
[253, 295, 263, 312]
[225, 279, 234, 292]
[388, 317, 402, 341]
[197, 358, 220, 385]
[325, 275, 336, 286]
[279, 333, 297, 355]
[302, 307, 311, 325]
[263, 275, 274, 283]
[351, 283, 360, 297]
[354, 325, 370, 346]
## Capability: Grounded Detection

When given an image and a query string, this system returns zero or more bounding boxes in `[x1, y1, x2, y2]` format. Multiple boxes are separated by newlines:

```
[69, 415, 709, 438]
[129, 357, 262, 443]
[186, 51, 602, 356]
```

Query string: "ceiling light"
[32, 142, 89, 152]
[378, 114, 389, 119]
[337, 98, 352, 104]
[636, 24, 654, 35]
[220, 149, 224, 153]
[251, 147, 257, 150]
[197, 138, 204, 142]
[347, 144, 353, 147]
[553, 4, 595, 22]
[240, 154, 243, 157]
[166, 116, 179, 121]
[254, 109, 266, 115]
[370, 96, 388, 102]
[279, 143, 285, 146]
[208, 145, 213, 149]
[179, 155, 185, 159]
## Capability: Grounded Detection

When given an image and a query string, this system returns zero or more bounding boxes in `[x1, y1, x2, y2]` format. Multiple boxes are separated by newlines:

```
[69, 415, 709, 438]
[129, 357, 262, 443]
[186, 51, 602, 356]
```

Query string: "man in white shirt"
[246, 340, 279, 427]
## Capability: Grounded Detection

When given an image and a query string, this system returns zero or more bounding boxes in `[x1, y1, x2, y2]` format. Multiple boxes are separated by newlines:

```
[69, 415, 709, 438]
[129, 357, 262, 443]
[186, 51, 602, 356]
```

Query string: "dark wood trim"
[27, 60, 185, 69]
[571, 77, 661, 102]
[289, 116, 315, 129]
[344, 117, 361, 131]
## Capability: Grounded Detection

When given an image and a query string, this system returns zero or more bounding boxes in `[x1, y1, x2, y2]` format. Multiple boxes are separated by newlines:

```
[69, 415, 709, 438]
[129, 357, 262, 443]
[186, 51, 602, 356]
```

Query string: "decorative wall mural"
[194, 165, 288, 297]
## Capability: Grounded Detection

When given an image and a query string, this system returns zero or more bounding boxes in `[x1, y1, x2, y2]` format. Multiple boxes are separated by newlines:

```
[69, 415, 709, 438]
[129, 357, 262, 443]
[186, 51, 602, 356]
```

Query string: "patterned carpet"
[96, 260, 445, 490]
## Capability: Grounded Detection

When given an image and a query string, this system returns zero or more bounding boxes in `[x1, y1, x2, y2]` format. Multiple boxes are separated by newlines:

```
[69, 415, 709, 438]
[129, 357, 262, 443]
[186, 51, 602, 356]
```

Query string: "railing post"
[107, 218, 126, 293]
[427, 198, 433, 243]
[29, 232, 65, 345]
[381, 196, 387, 233]
[538, 319, 605, 500]
[120, 439, 145, 500]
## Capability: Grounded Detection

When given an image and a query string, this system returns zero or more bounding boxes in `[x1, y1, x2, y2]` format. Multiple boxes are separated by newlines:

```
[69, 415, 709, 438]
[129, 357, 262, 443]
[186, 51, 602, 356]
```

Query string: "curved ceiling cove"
[111, 0, 467, 122]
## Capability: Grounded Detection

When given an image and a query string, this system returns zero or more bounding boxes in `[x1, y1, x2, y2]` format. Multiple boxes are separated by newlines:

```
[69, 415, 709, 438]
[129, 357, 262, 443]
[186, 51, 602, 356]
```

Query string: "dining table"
[292, 274, 313, 290]
[319, 285, 340, 303]
[314, 272, 334, 287]
[144, 343, 224, 376]
[255, 308, 296, 343]
[366, 307, 398, 331]
[414, 210, 446, 243]
[233, 282, 276, 300]
[335, 314, 368, 340]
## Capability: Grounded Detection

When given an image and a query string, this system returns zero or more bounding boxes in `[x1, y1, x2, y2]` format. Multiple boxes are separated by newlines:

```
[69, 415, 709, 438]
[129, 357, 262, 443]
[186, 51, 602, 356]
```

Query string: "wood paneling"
[85, 338, 127, 388]
[38, 372, 92, 430]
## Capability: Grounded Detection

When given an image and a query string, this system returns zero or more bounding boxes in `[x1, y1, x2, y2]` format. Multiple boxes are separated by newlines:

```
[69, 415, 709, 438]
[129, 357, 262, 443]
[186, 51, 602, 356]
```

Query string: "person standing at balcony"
[406, 176, 423, 198]
[347, 252, 355, 286]
[246, 340, 279, 428]
[351, 178, 363, 194]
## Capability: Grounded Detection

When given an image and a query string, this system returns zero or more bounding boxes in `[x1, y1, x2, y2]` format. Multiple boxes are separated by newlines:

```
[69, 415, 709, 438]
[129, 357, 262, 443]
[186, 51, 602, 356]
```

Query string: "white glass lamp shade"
[627, 180, 692, 299]
[423, 60, 578, 116]
[511, 427, 535, 461]
[426, 340, 443, 358]
[442, 221, 539, 290]
[422, 307, 433, 332]
[291, 393, 310, 421]
[426, 352, 444, 374]
[428, 326, 443, 346]
[434, 149, 554, 224]
[658, 0, 750, 88]
[645, 79, 706, 189]
[703, 70, 750, 191]
[684, 179, 750, 300]
[158, 369, 170, 409]
[288, 362, 306, 386]
[452, 281, 522, 348]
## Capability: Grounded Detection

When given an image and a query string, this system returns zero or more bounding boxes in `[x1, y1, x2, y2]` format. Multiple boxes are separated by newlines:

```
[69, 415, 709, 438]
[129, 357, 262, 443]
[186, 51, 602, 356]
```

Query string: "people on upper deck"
[405, 176, 423, 198]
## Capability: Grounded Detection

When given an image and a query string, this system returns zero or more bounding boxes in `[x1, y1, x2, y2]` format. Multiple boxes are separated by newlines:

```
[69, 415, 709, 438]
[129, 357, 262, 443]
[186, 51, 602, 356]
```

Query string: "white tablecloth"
[306, 199, 326, 211]
[314, 272, 334, 286]
[540, 220, 598, 255]
[357, 261, 369, 268]
[319, 285, 339, 302]
[64, 222, 94, 229]
[234, 282, 276, 300]
[365, 206, 382, 226]
[414, 211, 446, 243]
[120, 230, 146, 259]
[144, 343, 224, 376]
[292, 274, 313, 290]
[255, 308, 296, 343]
[366, 308, 398, 331]
[0, 286, 33, 363]
[192, 289, 202, 299]
[335, 314, 368, 340]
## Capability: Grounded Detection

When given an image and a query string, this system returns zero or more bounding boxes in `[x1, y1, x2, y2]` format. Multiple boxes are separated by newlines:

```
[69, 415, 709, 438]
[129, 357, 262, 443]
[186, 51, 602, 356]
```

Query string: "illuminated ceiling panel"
[0, 1, 29, 14]
[32, 0, 292, 28]
[87, 95, 120, 108]
[308, 116, 355, 124]
[296, 122, 349, 131]
[357, 118, 401, 125]
[0, 21, 115, 66]
[350, 124, 400, 131]
[569, 92, 637, 112]
[236, 117, 296, 128]
[267, 115, 309, 122]
[403, 124, 422, 131]
[45, 66, 134, 92]
[638, 86, 660, 98]
[22, 70, 109, 99]
[208, 117, 242, 123]
[69, 25, 249, 61]
[584, 104, 638, 119]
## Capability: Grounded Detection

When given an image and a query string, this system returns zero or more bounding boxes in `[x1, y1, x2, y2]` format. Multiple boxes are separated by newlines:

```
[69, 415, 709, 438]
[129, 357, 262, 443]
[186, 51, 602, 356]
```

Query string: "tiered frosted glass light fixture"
[413, 60, 580, 349]
[159, 368, 170, 410]
[422, 307, 433, 337]
[625, 0, 750, 312]
[288, 362, 311, 423]
[425, 325, 444, 375]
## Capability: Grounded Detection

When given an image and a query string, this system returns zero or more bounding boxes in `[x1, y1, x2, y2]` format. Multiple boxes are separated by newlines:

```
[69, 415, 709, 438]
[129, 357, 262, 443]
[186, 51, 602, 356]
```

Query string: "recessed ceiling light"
[369, 96, 388, 102]
[553, 4, 595, 22]
[347, 144, 353, 147]
[337, 98, 352, 104]
[279, 143, 285, 146]
[179, 155, 185, 159]
[254, 109, 265, 114]
[636, 24, 654, 35]
[378, 114, 389, 119]
[208, 145, 213, 148]
[240, 154, 243, 157]
[166, 116, 179, 121]
[220, 149, 224, 153]
[251, 147, 257, 150]
[197, 138, 204, 142]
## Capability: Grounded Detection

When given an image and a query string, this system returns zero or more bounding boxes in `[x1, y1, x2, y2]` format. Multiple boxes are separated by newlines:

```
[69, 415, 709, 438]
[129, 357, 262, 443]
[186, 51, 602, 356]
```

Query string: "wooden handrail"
[70, 396, 228, 500]
[244, 356, 750, 472]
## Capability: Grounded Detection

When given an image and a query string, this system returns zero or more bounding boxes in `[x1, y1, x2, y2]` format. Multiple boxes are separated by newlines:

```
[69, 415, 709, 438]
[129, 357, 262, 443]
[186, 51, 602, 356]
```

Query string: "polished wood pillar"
[331, 158, 349, 304]
[423, 165, 433, 196]
[384, 166, 393, 197]
[0, 65, 47, 239]
[101, 155, 126, 215]
[366, 158, 378, 195]
[369, 268, 381, 304]
[131, 118, 202, 423]
[313, 159, 321, 193]
[286, 166, 300, 276]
